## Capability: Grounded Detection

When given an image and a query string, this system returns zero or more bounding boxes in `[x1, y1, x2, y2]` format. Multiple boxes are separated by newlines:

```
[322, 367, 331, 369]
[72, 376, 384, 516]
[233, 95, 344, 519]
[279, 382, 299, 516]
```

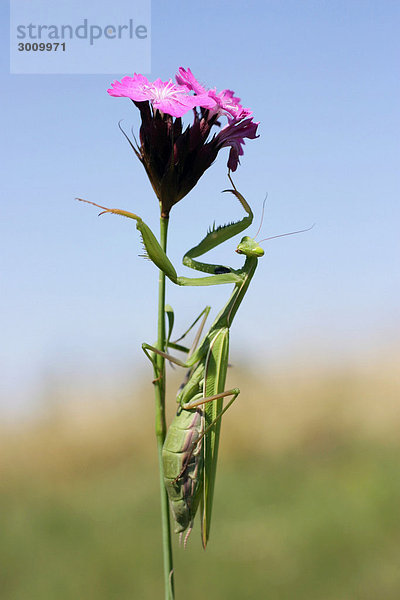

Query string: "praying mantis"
[78, 178, 266, 547]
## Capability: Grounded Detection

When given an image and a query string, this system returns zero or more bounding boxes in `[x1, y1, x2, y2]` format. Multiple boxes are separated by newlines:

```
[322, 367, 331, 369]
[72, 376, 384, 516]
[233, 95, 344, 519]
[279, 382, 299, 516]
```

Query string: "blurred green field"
[1, 355, 400, 599]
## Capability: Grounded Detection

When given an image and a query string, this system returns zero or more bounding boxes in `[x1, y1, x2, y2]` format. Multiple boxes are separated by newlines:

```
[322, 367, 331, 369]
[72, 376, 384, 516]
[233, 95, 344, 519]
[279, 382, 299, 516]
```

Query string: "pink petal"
[107, 74, 152, 101]
[192, 93, 217, 110]
[153, 95, 196, 118]
[175, 67, 207, 95]
[216, 118, 259, 171]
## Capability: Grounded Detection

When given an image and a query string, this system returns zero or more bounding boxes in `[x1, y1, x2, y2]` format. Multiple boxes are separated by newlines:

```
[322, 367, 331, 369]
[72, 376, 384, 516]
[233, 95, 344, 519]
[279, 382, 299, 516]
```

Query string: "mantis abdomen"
[162, 407, 204, 533]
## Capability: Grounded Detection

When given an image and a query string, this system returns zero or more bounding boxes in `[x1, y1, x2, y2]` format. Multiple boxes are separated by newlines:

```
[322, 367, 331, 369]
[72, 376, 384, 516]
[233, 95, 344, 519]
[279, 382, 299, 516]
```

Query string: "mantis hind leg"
[182, 387, 240, 419]
[173, 387, 240, 484]
[183, 388, 240, 457]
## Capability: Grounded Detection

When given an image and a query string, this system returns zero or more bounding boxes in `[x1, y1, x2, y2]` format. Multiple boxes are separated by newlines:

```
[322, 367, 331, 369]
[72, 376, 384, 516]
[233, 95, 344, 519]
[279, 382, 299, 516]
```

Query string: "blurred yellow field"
[1, 354, 400, 599]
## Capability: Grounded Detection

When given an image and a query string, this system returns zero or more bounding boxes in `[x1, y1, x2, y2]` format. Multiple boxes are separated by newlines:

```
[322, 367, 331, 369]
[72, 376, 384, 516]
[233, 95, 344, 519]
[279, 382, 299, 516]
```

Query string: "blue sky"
[1, 1, 399, 416]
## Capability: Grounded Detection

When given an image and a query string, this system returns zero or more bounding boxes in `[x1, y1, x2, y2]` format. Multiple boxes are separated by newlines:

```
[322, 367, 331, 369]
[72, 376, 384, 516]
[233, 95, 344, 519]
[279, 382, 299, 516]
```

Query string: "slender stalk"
[153, 216, 175, 600]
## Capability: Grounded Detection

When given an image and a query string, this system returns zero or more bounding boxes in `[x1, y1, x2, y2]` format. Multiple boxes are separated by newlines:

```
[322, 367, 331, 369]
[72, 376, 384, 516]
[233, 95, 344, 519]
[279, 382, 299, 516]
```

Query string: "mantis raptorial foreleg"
[77, 176, 253, 288]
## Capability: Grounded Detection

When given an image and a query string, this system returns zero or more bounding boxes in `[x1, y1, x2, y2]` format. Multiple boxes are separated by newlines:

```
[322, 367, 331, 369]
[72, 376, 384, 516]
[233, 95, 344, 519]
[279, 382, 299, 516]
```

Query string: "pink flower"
[176, 67, 252, 120]
[211, 89, 252, 120]
[108, 73, 214, 118]
[107, 68, 259, 216]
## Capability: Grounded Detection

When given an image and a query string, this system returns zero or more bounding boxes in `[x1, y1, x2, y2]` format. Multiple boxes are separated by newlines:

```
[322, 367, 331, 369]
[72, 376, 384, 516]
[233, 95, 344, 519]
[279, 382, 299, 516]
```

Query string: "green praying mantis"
[145, 185, 265, 548]
[78, 178, 309, 547]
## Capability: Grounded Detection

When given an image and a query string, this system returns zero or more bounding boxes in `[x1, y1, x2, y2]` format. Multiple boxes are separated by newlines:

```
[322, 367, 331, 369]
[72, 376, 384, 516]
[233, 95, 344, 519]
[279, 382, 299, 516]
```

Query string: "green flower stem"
[154, 216, 175, 600]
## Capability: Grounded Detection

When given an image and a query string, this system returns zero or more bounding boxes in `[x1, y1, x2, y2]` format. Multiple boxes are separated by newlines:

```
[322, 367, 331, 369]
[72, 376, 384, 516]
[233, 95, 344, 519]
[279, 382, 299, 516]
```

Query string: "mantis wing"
[201, 327, 230, 548]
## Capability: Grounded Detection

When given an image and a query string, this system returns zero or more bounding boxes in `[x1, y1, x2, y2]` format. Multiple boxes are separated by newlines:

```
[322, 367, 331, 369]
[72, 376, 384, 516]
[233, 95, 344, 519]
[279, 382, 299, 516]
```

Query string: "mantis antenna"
[254, 192, 268, 240]
[258, 223, 315, 243]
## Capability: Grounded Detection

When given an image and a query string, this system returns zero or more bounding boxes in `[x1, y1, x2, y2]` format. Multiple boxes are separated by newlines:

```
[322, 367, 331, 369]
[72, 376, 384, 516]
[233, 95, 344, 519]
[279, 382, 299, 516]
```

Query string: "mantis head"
[235, 236, 264, 257]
